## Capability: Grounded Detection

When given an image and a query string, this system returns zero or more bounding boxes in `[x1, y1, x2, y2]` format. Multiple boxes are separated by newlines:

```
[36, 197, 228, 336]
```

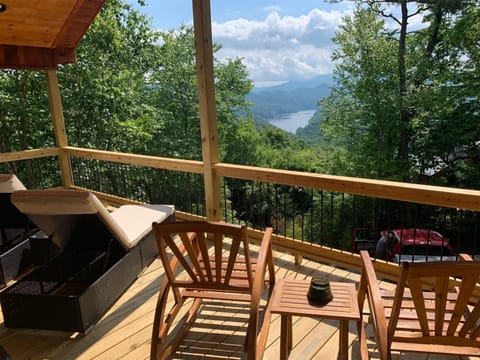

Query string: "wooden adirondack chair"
[150, 221, 276, 360]
[357, 250, 480, 359]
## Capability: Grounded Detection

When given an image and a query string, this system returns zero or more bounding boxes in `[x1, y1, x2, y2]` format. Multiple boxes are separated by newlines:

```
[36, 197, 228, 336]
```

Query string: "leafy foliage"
[320, 1, 480, 188]
[1, 0, 479, 250]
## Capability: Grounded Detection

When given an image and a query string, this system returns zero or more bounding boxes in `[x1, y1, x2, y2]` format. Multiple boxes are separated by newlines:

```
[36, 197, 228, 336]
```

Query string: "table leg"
[280, 315, 292, 360]
[287, 315, 292, 351]
[339, 319, 348, 360]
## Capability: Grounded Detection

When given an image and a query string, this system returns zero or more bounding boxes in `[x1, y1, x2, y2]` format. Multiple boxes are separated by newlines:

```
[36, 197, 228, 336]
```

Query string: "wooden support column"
[45, 69, 73, 188]
[192, 0, 222, 221]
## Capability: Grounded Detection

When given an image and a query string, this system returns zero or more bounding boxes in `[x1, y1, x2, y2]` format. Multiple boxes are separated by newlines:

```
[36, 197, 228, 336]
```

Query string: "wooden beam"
[0, 148, 60, 162]
[0, 45, 75, 70]
[215, 163, 480, 212]
[46, 70, 73, 187]
[63, 146, 204, 174]
[192, 0, 222, 221]
[0, 0, 105, 70]
[53, 0, 106, 49]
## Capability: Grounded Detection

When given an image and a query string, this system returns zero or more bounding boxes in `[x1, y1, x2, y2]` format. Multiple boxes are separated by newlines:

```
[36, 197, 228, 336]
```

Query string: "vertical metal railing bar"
[268, 182, 274, 229]
[259, 181, 264, 228]
[440, 207, 449, 259]
[412, 206, 419, 262]
[425, 211, 433, 261]
[474, 212, 479, 257]
[282, 190, 287, 237]
[300, 188, 305, 242]
[456, 210, 464, 256]
[222, 180, 228, 222]
[340, 193, 345, 249]
[329, 192, 334, 246]
[319, 190, 324, 246]
[274, 185, 279, 236]
[351, 195, 357, 252]
[292, 186, 296, 242]
[310, 189, 315, 244]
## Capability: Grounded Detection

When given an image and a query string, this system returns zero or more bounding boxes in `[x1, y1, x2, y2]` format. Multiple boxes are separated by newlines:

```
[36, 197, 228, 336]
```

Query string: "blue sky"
[129, 1, 354, 87]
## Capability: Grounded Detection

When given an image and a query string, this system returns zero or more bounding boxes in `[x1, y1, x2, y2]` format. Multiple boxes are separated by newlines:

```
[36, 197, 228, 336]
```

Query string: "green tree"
[146, 26, 254, 160]
[321, 6, 399, 179]
[0, 71, 52, 153]
[410, 4, 480, 188]
[0, 70, 56, 187]
[60, 0, 160, 154]
[321, 1, 480, 187]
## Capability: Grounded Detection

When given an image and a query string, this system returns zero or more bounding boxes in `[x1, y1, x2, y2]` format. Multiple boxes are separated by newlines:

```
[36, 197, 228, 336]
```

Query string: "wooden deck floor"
[0, 247, 474, 360]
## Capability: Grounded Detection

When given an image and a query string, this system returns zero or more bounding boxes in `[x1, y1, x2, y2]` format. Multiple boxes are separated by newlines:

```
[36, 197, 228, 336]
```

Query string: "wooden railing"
[3, 145, 480, 282]
[0, 148, 59, 162]
[216, 163, 480, 212]
[52, 147, 480, 212]
[64, 147, 204, 174]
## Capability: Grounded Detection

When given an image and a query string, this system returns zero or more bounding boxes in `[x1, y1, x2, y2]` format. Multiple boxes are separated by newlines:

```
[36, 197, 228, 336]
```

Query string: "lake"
[269, 109, 316, 134]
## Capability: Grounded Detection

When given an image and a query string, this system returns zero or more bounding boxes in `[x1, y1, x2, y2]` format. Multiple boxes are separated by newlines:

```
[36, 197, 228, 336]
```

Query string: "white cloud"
[212, 8, 346, 86]
[264, 5, 281, 13]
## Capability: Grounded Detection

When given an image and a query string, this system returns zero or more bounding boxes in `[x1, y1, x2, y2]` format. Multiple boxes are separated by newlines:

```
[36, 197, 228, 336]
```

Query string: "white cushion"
[110, 204, 174, 248]
[11, 189, 174, 250]
[0, 174, 26, 193]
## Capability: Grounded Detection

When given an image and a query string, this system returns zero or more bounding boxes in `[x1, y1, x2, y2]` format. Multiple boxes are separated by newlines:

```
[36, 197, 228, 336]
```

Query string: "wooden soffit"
[0, 0, 105, 70]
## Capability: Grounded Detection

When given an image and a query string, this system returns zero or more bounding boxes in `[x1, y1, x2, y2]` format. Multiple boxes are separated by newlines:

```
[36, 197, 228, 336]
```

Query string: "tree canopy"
[1, 0, 479, 249]
[320, 0, 480, 188]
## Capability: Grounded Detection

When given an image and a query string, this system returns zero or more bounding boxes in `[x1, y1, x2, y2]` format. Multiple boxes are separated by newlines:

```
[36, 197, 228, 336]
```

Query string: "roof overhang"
[0, 0, 105, 70]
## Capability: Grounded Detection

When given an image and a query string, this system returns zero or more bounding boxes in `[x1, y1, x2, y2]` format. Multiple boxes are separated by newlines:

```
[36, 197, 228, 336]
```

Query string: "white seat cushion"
[0, 174, 26, 193]
[11, 189, 175, 250]
[110, 204, 175, 249]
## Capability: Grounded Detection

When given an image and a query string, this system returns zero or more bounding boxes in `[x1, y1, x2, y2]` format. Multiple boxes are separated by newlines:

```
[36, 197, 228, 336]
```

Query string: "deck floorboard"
[0, 247, 474, 360]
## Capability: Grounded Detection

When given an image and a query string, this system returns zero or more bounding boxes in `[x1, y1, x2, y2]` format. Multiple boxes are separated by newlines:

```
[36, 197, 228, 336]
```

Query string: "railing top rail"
[0, 148, 59, 162]
[3, 146, 480, 212]
[63, 146, 204, 174]
[215, 163, 480, 212]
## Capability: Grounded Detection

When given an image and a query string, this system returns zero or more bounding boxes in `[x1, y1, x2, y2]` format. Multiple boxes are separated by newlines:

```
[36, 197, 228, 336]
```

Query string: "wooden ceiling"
[0, 0, 105, 70]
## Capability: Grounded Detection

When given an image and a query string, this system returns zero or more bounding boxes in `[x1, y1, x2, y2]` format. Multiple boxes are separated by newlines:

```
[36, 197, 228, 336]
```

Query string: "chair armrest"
[250, 227, 274, 324]
[251, 227, 274, 308]
[247, 227, 274, 353]
[359, 250, 389, 359]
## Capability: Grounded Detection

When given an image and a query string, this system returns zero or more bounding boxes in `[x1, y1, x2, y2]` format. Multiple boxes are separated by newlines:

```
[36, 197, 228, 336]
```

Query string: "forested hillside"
[4, 0, 475, 189]
[320, 1, 480, 189]
[247, 75, 332, 121]
[295, 108, 323, 143]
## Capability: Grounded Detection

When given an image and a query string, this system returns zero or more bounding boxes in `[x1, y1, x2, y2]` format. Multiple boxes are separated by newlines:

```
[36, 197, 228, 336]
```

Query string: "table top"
[270, 278, 360, 321]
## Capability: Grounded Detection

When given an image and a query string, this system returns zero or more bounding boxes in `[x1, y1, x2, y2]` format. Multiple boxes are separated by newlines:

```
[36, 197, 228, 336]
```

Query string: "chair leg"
[160, 298, 202, 358]
[255, 299, 273, 360]
[151, 282, 173, 360]
[151, 295, 203, 360]
[357, 318, 369, 360]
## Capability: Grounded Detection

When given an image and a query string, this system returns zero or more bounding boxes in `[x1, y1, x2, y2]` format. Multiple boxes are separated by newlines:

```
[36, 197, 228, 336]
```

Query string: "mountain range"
[247, 74, 333, 122]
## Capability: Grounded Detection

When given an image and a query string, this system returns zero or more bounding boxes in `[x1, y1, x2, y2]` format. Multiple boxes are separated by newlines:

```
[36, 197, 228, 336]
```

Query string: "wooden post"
[192, 0, 222, 221]
[294, 254, 303, 266]
[45, 69, 73, 188]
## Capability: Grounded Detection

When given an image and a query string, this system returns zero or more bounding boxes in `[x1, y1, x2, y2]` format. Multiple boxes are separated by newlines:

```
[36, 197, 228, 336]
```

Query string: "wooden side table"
[270, 278, 360, 360]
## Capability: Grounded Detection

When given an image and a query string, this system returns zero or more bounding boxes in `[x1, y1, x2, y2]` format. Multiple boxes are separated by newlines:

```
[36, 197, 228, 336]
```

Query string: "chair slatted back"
[152, 221, 253, 300]
[388, 259, 480, 348]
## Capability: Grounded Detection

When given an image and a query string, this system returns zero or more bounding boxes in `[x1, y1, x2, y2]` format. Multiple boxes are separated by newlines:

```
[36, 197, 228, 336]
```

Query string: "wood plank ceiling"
[0, 0, 105, 69]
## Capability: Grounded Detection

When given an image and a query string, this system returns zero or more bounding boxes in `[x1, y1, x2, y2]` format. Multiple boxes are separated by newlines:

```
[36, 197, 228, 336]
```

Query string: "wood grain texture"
[0, 0, 105, 69]
[0, 245, 472, 359]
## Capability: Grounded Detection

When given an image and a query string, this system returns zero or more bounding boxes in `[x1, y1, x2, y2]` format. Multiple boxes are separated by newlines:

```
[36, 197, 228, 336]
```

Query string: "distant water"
[269, 109, 316, 134]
